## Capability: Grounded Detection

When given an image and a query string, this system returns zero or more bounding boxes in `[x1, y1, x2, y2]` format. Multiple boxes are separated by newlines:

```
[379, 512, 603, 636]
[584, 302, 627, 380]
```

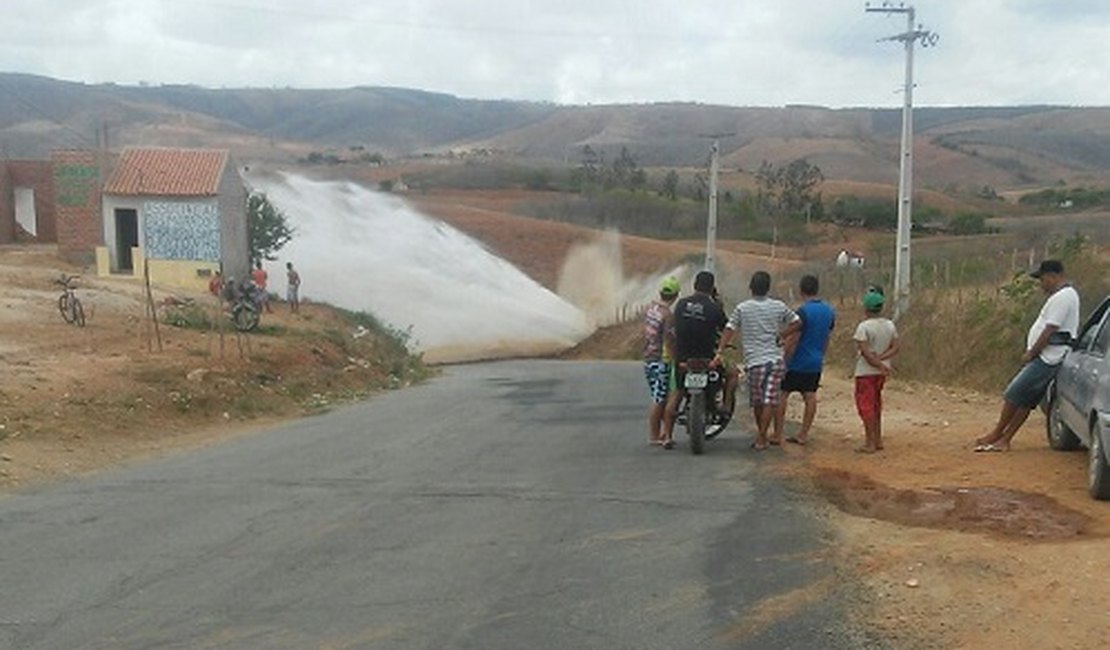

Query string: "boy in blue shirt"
[778, 275, 835, 445]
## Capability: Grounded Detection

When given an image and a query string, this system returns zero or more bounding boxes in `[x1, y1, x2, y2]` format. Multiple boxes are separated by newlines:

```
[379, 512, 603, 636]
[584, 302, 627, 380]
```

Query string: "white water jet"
[246, 171, 592, 363]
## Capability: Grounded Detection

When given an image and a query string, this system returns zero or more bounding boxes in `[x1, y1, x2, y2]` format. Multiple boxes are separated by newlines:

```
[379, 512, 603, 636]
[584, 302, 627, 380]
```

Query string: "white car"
[1046, 296, 1110, 500]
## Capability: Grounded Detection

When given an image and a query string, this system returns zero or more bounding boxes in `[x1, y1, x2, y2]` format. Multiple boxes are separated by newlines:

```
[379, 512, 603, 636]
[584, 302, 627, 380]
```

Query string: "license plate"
[685, 372, 708, 389]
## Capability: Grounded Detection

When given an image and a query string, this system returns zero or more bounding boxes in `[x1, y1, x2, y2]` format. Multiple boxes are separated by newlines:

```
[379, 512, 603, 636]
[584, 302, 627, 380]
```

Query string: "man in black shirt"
[660, 271, 728, 448]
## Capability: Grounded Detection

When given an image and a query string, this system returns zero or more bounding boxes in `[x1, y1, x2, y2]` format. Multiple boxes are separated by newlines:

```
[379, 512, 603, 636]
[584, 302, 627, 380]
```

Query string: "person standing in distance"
[251, 261, 272, 313]
[974, 259, 1080, 452]
[643, 277, 680, 446]
[779, 274, 835, 446]
[286, 262, 301, 313]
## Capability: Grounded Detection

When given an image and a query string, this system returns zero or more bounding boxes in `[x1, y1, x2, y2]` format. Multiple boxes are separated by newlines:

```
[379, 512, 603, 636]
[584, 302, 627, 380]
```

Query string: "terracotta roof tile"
[104, 147, 229, 196]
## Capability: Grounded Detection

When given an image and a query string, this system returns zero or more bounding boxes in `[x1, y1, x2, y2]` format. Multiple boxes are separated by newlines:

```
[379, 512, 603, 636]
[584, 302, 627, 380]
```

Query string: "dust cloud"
[244, 171, 592, 363]
[557, 229, 688, 326]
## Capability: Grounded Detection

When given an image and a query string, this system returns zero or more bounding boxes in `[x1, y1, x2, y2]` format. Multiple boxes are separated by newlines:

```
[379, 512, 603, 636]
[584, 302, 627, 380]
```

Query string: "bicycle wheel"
[70, 297, 86, 327]
[58, 293, 74, 324]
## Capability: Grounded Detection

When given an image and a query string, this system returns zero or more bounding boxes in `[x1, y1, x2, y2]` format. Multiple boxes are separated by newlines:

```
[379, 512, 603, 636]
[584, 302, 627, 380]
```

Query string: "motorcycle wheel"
[688, 392, 706, 455]
[231, 303, 260, 332]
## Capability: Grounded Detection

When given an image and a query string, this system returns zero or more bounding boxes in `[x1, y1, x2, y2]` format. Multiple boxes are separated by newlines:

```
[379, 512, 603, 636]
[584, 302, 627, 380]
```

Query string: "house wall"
[218, 160, 249, 281]
[146, 258, 221, 293]
[0, 160, 57, 244]
[101, 194, 227, 291]
[52, 150, 102, 263]
[144, 199, 221, 261]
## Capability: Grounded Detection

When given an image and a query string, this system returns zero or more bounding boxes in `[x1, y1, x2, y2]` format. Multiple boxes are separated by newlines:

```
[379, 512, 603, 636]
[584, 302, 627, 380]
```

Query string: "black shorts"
[782, 370, 821, 393]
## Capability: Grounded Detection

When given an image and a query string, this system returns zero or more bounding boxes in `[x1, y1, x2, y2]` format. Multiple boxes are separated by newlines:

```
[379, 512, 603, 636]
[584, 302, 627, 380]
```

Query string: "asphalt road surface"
[0, 361, 880, 649]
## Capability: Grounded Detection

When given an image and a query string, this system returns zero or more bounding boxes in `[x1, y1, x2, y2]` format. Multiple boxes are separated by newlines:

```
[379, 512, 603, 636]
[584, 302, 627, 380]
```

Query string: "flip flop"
[786, 436, 807, 446]
[750, 441, 768, 450]
[768, 438, 782, 446]
[973, 443, 1006, 452]
[854, 447, 877, 454]
[662, 440, 676, 450]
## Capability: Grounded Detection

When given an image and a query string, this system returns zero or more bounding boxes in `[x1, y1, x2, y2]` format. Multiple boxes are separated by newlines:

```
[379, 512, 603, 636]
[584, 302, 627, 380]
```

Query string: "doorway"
[115, 208, 139, 272]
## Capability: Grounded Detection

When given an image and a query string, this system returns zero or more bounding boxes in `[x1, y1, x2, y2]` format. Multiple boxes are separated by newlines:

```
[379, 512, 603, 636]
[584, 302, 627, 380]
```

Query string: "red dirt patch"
[813, 468, 1092, 540]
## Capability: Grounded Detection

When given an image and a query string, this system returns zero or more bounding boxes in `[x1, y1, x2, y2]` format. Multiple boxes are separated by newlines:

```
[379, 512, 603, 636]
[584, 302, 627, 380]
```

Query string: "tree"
[661, 170, 680, 201]
[609, 147, 644, 191]
[755, 158, 824, 218]
[247, 192, 294, 267]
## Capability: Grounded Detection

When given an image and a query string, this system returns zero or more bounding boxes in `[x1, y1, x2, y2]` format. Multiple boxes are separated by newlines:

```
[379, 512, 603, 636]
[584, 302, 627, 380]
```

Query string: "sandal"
[973, 443, 1007, 452]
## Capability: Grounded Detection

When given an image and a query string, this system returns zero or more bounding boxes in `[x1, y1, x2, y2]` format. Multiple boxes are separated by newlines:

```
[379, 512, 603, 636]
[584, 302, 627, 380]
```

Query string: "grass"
[824, 238, 1108, 393]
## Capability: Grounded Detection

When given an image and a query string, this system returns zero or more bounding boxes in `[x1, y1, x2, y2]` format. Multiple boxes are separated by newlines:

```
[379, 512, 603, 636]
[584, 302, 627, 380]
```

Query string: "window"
[1093, 317, 1110, 356]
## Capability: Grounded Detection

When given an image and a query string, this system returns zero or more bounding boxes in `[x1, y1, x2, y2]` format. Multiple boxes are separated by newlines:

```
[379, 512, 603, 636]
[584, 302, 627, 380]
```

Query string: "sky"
[4, 0, 1108, 107]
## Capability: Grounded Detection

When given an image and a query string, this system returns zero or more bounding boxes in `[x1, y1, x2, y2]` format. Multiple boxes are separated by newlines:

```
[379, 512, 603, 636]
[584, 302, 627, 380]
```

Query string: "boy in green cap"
[852, 287, 900, 453]
[644, 276, 680, 446]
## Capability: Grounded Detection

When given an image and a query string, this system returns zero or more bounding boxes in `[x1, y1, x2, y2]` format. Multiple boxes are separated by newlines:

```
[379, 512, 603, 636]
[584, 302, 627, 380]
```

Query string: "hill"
[0, 73, 1108, 190]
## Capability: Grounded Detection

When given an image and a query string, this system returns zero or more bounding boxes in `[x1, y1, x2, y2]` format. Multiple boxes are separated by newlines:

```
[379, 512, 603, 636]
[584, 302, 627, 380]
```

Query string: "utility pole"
[698, 132, 735, 274]
[866, 2, 938, 319]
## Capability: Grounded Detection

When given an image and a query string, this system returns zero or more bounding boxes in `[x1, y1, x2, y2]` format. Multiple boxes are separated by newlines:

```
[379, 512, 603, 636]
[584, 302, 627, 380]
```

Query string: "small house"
[98, 147, 248, 291]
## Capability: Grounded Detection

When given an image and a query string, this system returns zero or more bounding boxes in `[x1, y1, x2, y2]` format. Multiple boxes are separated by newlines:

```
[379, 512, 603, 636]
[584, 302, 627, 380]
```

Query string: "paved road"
[0, 361, 879, 649]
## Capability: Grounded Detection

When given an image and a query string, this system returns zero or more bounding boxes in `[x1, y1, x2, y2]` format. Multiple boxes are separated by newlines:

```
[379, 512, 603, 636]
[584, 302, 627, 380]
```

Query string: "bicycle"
[55, 274, 86, 327]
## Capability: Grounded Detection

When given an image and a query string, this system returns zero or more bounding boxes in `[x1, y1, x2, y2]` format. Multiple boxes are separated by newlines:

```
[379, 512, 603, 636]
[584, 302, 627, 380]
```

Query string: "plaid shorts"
[643, 361, 670, 405]
[747, 359, 786, 407]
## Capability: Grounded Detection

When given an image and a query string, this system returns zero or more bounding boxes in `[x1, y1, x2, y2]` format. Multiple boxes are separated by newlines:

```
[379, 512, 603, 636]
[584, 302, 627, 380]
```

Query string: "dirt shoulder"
[777, 371, 1108, 650]
[0, 246, 427, 491]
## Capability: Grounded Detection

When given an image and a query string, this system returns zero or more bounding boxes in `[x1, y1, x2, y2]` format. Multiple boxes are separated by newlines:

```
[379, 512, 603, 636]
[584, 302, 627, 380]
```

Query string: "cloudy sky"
[4, 0, 1108, 107]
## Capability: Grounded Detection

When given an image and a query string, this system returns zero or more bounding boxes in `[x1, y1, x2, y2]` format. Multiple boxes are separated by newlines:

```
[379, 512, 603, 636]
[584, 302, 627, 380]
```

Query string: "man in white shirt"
[975, 260, 1080, 452]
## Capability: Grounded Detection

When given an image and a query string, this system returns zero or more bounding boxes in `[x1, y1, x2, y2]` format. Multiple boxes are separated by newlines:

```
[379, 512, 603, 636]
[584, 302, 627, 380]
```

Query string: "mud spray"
[245, 172, 676, 364]
[557, 229, 688, 326]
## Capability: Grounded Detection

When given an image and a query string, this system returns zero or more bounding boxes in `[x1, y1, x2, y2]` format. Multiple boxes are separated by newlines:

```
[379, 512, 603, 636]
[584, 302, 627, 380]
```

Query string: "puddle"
[813, 469, 1092, 540]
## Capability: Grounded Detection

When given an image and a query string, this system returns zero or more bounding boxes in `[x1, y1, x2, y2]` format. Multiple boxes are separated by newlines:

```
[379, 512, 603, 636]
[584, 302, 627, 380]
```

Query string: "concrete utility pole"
[865, 2, 938, 319]
[698, 132, 734, 274]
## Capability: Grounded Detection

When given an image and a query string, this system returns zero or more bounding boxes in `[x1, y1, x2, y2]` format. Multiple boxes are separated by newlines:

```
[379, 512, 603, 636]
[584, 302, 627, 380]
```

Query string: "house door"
[115, 209, 139, 272]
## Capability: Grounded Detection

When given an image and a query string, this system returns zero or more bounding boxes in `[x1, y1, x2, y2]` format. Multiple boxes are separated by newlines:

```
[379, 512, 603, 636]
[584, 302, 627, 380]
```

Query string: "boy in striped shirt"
[716, 271, 801, 450]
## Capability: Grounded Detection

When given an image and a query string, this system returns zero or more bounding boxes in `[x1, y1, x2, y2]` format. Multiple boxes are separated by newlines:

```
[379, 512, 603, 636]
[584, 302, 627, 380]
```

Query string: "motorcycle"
[676, 357, 732, 454]
[222, 278, 263, 332]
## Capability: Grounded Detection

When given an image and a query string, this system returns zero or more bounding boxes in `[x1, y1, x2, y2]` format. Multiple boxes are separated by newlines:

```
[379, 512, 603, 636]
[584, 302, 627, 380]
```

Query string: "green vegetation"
[162, 302, 213, 329]
[824, 236, 1109, 392]
[1018, 187, 1109, 210]
[247, 192, 294, 266]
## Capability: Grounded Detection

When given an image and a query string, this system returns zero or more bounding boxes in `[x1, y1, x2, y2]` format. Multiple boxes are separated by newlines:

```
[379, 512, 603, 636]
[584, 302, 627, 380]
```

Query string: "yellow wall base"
[95, 247, 110, 277]
[145, 259, 221, 293]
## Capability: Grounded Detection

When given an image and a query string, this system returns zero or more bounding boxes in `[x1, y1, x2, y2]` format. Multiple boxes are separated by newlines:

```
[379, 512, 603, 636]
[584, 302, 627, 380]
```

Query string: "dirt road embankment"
[0, 247, 426, 490]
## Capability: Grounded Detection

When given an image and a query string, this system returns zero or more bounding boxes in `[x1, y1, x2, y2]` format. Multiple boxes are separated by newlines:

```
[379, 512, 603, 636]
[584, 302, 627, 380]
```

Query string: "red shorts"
[854, 375, 885, 420]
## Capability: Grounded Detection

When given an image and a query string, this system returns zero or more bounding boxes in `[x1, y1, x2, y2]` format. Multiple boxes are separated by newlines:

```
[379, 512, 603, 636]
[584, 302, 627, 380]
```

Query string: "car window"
[1093, 318, 1110, 356]
[1078, 323, 1098, 350]
[1076, 298, 1110, 351]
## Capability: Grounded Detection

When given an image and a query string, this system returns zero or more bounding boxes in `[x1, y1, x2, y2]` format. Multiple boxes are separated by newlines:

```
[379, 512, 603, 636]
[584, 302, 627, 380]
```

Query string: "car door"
[1058, 299, 1110, 437]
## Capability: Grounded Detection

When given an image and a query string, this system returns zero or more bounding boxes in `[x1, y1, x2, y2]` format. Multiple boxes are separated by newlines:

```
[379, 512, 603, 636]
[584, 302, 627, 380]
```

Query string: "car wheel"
[1046, 394, 1081, 451]
[1088, 421, 1110, 501]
